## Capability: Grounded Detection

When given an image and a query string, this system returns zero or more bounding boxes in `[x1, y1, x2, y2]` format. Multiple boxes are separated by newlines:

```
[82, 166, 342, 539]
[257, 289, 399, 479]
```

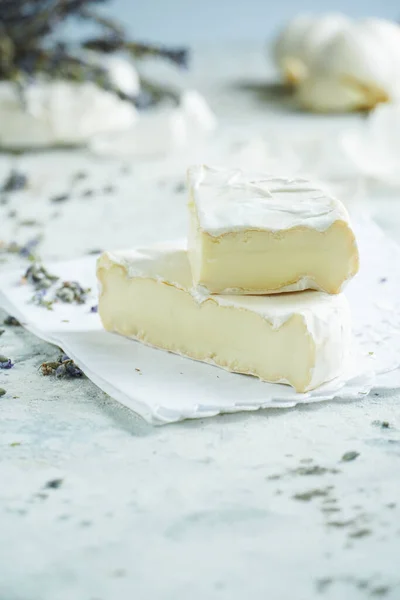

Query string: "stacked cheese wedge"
[97, 165, 359, 393]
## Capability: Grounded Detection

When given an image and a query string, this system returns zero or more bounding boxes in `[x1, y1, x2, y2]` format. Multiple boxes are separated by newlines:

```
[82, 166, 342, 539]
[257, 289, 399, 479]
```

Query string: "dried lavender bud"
[4, 315, 20, 326]
[40, 361, 60, 376]
[0, 388, 6, 397]
[65, 361, 83, 377]
[2, 170, 27, 193]
[90, 305, 98, 313]
[55, 281, 90, 304]
[50, 193, 70, 203]
[41, 354, 83, 379]
[32, 289, 54, 310]
[55, 361, 83, 379]
[55, 286, 75, 303]
[19, 236, 42, 259]
[55, 363, 67, 378]
[0, 356, 14, 369]
[23, 263, 59, 290]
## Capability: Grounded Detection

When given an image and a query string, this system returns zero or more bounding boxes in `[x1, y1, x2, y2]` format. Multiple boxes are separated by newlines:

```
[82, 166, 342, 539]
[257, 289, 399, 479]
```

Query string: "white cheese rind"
[97, 244, 351, 393]
[187, 165, 359, 295]
[188, 165, 350, 235]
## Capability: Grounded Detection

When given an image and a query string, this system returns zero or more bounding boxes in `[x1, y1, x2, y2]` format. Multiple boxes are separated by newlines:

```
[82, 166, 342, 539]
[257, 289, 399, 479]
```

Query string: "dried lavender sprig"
[31, 289, 54, 310]
[0, 0, 189, 109]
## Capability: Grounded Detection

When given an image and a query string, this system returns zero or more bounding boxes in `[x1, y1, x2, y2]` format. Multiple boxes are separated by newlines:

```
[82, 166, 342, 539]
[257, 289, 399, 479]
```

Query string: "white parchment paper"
[1, 217, 400, 424]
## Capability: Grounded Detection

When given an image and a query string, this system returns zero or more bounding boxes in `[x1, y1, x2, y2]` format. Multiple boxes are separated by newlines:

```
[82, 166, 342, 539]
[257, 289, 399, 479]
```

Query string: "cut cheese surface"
[97, 243, 351, 393]
[187, 165, 359, 295]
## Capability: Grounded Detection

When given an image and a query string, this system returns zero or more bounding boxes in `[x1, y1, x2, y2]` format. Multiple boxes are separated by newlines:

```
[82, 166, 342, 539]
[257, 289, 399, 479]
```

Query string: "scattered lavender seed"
[72, 171, 87, 182]
[348, 528, 372, 539]
[380, 277, 387, 283]
[50, 193, 69, 204]
[19, 219, 39, 227]
[90, 305, 98, 313]
[44, 478, 63, 489]
[0, 388, 6, 397]
[103, 185, 115, 194]
[4, 315, 20, 326]
[293, 488, 331, 501]
[2, 169, 27, 193]
[174, 182, 185, 193]
[341, 451, 360, 462]
[82, 189, 94, 198]
[87, 248, 103, 255]
[372, 420, 390, 429]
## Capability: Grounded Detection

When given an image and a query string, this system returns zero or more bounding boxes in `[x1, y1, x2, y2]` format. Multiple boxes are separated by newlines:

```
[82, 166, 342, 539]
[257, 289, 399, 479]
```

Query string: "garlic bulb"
[274, 15, 400, 112]
[273, 13, 351, 84]
[0, 80, 137, 149]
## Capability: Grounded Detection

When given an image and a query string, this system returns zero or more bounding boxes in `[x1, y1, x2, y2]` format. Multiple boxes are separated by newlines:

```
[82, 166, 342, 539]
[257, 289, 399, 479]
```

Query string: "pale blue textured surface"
[108, 0, 400, 43]
[1, 39, 400, 600]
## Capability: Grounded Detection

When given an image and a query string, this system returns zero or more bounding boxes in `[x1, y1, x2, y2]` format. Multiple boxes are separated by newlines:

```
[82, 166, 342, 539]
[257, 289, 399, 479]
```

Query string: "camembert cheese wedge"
[187, 165, 359, 295]
[97, 244, 351, 393]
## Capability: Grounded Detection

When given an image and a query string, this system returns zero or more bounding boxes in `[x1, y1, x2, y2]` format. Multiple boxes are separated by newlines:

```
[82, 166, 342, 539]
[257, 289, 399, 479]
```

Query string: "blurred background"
[106, 0, 398, 43]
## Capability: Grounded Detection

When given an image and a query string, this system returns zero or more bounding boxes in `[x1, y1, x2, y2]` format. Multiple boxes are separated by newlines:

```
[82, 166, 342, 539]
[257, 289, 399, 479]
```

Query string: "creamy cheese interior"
[188, 165, 359, 294]
[97, 245, 351, 393]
